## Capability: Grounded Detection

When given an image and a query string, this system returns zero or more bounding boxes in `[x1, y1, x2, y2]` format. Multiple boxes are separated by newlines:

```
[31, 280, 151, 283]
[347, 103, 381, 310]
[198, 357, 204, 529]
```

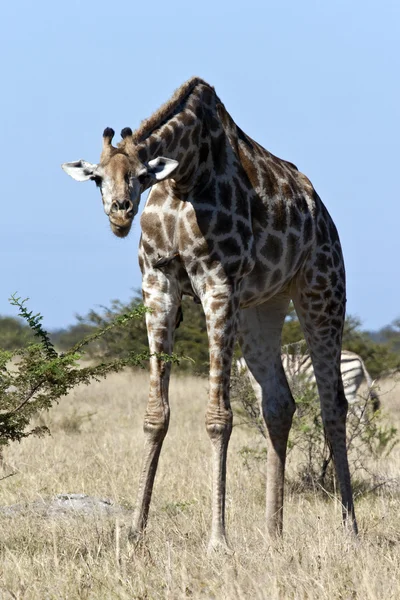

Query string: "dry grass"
[0, 371, 399, 599]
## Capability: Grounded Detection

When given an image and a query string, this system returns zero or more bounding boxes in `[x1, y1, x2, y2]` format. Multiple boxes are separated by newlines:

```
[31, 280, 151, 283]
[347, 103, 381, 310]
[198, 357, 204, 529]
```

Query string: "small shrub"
[0, 295, 180, 450]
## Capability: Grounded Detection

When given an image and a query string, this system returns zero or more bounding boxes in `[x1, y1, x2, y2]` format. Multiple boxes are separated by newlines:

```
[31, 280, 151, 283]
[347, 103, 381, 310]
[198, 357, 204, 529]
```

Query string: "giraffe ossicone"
[62, 77, 358, 549]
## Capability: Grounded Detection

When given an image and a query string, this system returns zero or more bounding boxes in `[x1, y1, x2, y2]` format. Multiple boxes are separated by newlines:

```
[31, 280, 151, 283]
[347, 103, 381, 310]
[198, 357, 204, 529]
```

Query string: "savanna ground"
[0, 371, 399, 599]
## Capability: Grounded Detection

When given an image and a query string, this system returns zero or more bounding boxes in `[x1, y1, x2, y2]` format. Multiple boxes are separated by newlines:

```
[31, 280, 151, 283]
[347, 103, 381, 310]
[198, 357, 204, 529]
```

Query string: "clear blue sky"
[1, 0, 399, 331]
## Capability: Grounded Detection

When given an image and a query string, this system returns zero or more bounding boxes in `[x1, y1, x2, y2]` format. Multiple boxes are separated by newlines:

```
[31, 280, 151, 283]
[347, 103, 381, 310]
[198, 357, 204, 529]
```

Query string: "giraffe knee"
[205, 409, 233, 441]
[143, 410, 170, 441]
[262, 393, 296, 432]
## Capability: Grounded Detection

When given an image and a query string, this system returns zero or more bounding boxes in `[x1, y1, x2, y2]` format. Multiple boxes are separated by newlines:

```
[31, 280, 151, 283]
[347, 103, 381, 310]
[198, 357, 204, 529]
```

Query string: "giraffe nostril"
[112, 200, 133, 213]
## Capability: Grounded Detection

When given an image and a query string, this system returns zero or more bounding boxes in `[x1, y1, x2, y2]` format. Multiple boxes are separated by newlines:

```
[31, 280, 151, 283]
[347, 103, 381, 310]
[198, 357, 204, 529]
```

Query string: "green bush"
[0, 295, 178, 449]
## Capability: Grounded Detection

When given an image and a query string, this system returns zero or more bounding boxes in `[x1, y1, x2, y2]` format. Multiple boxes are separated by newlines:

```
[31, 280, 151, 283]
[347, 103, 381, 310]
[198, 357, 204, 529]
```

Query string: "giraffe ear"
[61, 160, 98, 182]
[146, 157, 179, 181]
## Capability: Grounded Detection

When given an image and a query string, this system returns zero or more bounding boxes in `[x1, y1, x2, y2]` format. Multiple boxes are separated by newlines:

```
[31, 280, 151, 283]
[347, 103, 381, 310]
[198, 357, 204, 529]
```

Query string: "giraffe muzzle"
[109, 200, 134, 238]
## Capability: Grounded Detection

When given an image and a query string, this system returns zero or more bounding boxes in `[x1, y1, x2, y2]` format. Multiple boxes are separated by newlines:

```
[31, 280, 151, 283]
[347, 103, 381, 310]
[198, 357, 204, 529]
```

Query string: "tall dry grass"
[0, 371, 399, 599]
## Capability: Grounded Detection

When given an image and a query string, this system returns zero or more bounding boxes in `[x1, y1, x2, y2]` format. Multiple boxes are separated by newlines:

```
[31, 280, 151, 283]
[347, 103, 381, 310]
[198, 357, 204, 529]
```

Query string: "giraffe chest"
[140, 187, 256, 286]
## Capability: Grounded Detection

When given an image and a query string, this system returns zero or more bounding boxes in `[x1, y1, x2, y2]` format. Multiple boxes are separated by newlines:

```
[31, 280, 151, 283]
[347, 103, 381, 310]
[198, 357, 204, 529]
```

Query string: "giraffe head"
[61, 128, 178, 238]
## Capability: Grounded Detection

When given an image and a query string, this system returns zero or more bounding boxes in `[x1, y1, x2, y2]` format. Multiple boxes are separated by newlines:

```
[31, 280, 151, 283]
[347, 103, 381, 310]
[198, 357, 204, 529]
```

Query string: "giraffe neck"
[132, 82, 225, 189]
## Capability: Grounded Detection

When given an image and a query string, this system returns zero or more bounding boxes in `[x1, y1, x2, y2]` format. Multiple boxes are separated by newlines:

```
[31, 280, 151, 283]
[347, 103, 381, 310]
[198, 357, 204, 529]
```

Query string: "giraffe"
[62, 77, 357, 550]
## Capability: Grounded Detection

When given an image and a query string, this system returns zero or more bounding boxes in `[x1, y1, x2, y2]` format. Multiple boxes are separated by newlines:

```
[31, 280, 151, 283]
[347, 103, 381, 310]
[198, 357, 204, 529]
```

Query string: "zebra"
[236, 350, 380, 412]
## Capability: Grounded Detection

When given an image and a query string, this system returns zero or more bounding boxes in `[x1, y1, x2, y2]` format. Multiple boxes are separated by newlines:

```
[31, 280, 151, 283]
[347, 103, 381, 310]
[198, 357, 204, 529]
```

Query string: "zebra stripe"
[236, 350, 380, 410]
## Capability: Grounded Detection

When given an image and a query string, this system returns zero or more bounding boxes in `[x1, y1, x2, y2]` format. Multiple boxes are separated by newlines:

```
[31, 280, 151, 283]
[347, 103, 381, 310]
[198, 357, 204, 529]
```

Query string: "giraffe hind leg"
[292, 268, 358, 534]
[238, 292, 295, 537]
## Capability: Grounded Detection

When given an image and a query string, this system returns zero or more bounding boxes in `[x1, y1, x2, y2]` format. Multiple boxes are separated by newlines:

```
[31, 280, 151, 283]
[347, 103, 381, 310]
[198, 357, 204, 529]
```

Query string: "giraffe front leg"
[130, 285, 180, 542]
[203, 287, 239, 552]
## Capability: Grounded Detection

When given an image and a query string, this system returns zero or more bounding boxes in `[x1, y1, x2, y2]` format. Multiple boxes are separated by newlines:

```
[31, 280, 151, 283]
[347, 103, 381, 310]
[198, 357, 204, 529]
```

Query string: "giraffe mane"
[130, 77, 214, 145]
